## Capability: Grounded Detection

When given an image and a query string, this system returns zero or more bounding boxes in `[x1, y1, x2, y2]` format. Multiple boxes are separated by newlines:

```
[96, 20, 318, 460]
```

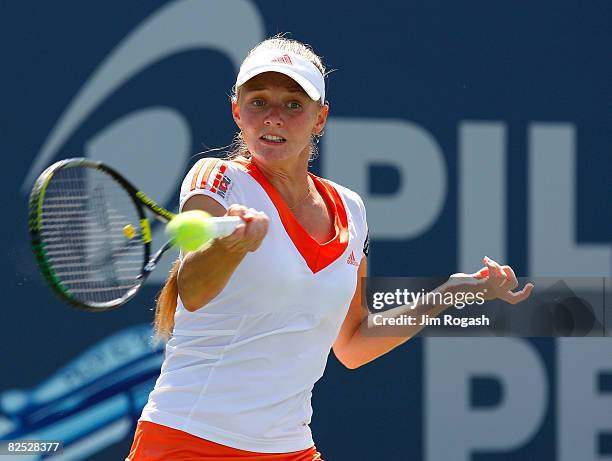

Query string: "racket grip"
[208, 216, 243, 238]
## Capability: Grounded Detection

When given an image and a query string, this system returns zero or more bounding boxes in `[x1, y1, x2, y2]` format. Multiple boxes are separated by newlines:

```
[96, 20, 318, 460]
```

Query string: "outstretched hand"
[449, 256, 534, 305]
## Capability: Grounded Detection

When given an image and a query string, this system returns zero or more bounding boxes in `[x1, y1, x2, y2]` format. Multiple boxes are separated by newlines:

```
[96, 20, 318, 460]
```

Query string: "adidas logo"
[346, 250, 359, 267]
[271, 54, 293, 66]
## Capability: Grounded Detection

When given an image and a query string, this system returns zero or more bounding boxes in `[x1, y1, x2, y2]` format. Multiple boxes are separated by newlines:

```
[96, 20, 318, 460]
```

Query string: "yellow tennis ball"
[166, 210, 214, 251]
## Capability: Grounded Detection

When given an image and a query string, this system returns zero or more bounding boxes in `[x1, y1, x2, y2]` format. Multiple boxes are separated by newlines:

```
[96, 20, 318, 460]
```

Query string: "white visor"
[235, 49, 325, 103]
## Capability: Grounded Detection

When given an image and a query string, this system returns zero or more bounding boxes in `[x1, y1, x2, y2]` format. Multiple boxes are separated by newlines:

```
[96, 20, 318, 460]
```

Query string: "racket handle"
[207, 216, 243, 238]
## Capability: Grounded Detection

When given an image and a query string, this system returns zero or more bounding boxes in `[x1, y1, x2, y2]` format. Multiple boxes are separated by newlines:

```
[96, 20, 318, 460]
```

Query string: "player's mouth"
[260, 134, 286, 144]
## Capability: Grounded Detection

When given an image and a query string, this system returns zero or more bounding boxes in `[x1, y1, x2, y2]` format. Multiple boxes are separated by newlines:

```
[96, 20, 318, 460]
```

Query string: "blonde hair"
[153, 36, 328, 342]
[153, 259, 180, 342]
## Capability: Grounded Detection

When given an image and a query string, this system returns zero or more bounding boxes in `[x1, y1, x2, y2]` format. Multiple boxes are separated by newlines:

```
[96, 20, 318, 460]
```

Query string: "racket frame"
[29, 158, 177, 312]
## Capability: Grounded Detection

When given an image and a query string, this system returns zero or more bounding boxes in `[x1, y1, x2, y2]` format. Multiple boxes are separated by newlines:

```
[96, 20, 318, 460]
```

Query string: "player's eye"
[287, 101, 301, 109]
[251, 99, 265, 107]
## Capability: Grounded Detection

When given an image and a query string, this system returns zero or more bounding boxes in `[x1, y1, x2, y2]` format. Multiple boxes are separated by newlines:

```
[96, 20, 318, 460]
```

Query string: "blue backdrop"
[1, 1, 611, 460]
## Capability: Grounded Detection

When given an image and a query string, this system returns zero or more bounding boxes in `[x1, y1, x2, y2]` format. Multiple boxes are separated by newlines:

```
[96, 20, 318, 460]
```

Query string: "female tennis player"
[126, 36, 533, 461]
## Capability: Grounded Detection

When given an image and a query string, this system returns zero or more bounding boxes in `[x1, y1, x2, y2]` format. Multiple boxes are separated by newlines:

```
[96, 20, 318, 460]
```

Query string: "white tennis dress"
[140, 157, 369, 453]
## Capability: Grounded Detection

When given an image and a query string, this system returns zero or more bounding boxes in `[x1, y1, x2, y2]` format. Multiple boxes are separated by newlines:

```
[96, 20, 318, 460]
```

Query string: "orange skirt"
[126, 421, 323, 461]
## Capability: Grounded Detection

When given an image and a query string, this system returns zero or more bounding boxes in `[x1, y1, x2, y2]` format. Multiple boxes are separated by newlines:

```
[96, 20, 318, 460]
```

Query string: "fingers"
[243, 211, 269, 251]
[220, 205, 269, 253]
[449, 259, 535, 306]
[481, 257, 533, 304]
[483, 256, 506, 288]
[500, 265, 519, 291]
[500, 282, 535, 304]
[226, 204, 251, 220]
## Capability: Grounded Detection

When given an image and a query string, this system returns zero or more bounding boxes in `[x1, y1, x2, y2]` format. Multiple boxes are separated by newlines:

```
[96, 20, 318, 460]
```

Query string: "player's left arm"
[332, 256, 534, 369]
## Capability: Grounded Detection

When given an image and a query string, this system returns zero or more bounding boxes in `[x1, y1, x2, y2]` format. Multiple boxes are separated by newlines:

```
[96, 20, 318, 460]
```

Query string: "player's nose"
[263, 106, 283, 127]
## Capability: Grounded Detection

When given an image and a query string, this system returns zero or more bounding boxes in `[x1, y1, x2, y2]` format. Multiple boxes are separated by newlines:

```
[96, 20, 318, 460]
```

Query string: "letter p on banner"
[424, 339, 547, 461]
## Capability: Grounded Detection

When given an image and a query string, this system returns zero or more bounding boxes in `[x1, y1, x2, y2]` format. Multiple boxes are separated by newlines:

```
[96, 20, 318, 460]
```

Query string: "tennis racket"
[28, 158, 241, 312]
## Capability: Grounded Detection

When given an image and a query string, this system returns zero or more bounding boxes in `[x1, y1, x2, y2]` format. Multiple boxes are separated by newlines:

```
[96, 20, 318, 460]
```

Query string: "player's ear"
[313, 102, 329, 135]
[231, 97, 241, 127]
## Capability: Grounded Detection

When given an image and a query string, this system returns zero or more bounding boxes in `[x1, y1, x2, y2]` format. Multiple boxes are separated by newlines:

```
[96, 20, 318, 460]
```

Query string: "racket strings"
[38, 167, 146, 305]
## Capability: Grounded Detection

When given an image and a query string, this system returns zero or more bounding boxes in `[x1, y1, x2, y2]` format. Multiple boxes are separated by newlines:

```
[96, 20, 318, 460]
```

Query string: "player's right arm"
[177, 194, 269, 311]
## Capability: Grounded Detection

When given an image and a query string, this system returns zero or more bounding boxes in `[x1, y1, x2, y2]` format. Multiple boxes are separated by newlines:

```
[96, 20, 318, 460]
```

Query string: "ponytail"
[153, 259, 181, 343]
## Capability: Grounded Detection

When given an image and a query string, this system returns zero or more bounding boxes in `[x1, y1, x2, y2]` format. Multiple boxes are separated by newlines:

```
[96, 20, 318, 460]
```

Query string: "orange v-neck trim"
[230, 158, 349, 274]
